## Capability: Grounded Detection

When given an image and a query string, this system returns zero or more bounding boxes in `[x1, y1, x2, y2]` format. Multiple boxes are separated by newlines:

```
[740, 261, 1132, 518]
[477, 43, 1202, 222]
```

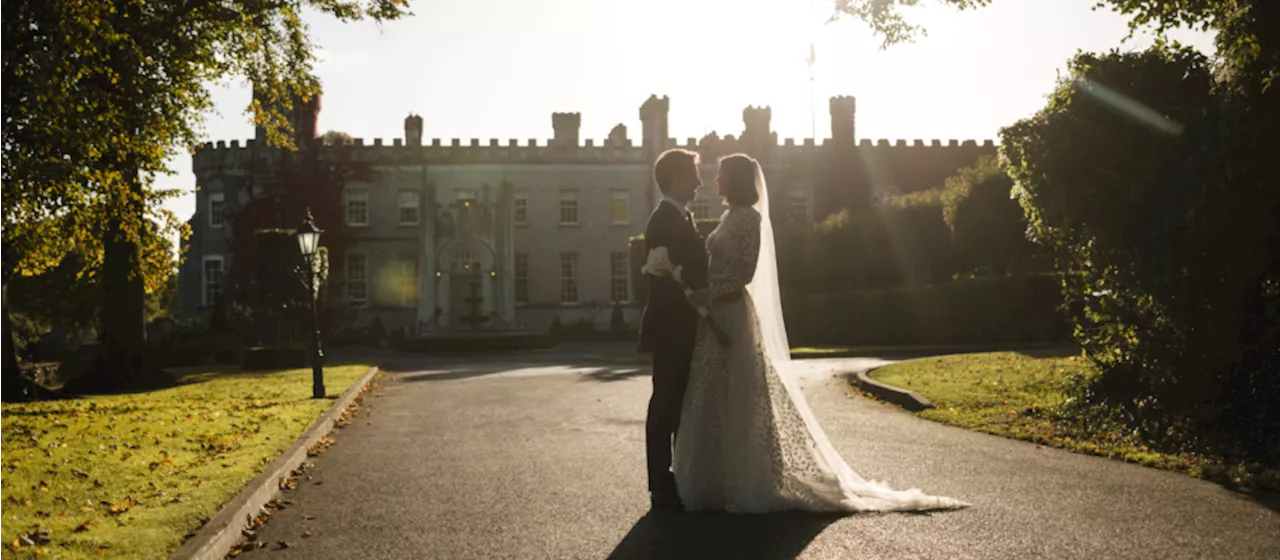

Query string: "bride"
[675, 153, 969, 513]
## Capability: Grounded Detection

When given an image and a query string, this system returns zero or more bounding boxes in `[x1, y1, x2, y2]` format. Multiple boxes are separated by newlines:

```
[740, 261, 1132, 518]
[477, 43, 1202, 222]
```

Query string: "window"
[346, 190, 368, 227]
[610, 251, 630, 303]
[455, 189, 477, 207]
[789, 190, 810, 222]
[690, 200, 710, 220]
[559, 190, 578, 225]
[559, 253, 579, 303]
[513, 192, 528, 226]
[610, 191, 630, 225]
[514, 253, 529, 304]
[208, 192, 225, 228]
[452, 249, 477, 272]
[202, 256, 224, 307]
[346, 254, 367, 305]
[398, 190, 420, 225]
[398, 257, 419, 307]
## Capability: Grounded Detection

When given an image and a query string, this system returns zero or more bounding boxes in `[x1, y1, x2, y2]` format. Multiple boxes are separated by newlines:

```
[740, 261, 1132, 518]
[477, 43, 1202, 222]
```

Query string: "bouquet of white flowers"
[642, 247, 730, 346]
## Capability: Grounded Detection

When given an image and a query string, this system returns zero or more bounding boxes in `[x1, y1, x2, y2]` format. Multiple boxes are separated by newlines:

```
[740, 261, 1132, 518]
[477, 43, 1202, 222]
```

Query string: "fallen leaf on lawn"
[93, 480, 103, 488]
[302, 531, 312, 538]
[72, 469, 90, 478]
[24, 529, 52, 545]
[277, 541, 292, 549]
[74, 520, 93, 533]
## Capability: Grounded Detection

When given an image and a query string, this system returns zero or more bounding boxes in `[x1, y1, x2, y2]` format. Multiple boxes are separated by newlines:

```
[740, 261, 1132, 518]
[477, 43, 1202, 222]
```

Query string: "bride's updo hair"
[718, 153, 760, 206]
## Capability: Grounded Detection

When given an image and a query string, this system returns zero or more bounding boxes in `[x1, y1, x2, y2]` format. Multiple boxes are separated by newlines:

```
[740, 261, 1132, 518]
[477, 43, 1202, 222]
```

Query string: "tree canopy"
[2, 0, 412, 395]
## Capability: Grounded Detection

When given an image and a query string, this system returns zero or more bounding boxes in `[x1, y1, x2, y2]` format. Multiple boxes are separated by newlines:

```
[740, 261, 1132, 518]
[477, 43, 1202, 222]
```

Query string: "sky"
[157, 0, 1215, 224]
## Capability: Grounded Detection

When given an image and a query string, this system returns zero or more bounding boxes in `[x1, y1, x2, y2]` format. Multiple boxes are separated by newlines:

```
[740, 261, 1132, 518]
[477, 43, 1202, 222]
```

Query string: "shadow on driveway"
[607, 510, 844, 560]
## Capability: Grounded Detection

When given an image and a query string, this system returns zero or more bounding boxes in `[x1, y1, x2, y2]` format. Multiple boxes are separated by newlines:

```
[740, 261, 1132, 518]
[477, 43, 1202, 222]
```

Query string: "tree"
[2, 1, 411, 396]
[840, 1, 1279, 460]
[941, 156, 1037, 275]
[322, 130, 354, 146]
[1002, 45, 1279, 460]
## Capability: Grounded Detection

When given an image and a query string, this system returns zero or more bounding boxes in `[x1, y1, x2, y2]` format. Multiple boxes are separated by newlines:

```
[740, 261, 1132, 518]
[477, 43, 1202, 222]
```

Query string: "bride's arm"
[704, 211, 761, 301]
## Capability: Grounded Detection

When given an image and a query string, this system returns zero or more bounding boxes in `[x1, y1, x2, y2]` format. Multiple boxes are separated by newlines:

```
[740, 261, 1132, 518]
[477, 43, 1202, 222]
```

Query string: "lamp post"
[295, 208, 326, 399]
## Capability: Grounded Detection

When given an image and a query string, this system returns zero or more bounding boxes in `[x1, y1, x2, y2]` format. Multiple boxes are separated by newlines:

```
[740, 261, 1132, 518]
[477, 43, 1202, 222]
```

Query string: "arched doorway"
[436, 237, 498, 330]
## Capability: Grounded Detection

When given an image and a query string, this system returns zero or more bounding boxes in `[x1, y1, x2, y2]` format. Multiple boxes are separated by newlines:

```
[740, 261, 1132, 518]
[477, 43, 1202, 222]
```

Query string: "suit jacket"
[638, 201, 708, 353]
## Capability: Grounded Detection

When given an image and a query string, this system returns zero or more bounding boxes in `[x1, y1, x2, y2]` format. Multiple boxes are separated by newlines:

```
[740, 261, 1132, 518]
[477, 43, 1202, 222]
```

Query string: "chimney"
[829, 96, 856, 144]
[552, 112, 581, 147]
[404, 114, 423, 147]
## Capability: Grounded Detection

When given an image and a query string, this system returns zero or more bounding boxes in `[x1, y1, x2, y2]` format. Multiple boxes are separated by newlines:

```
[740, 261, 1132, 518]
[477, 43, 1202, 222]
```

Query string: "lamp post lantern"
[295, 208, 326, 398]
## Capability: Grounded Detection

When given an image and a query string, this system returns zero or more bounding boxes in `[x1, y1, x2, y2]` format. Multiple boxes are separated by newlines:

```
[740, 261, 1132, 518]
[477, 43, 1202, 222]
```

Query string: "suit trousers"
[646, 315, 696, 493]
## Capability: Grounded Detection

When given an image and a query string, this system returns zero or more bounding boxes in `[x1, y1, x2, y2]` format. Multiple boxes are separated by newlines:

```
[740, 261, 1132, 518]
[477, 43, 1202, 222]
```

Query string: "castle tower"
[819, 96, 869, 221]
[552, 112, 581, 147]
[639, 95, 670, 155]
[251, 88, 321, 147]
[741, 105, 773, 160]
[404, 114, 423, 147]
[829, 96, 856, 144]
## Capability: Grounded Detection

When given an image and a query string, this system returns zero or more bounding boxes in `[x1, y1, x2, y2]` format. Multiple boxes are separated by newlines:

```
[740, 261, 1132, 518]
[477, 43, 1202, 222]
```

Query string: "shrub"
[784, 275, 1069, 347]
[366, 316, 386, 347]
[242, 347, 308, 370]
[941, 156, 1041, 275]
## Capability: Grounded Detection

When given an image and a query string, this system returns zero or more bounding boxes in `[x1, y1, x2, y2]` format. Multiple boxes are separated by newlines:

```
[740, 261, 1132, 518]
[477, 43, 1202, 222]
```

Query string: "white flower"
[641, 246, 685, 286]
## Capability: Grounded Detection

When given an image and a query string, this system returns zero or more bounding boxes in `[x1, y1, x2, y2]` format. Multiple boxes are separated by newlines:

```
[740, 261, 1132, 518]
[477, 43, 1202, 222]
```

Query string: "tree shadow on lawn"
[607, 510, 848, 560]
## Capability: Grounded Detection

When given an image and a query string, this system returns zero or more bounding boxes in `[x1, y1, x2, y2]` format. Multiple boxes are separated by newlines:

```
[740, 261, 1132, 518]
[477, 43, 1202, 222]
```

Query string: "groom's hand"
[686, 289, 711, 308]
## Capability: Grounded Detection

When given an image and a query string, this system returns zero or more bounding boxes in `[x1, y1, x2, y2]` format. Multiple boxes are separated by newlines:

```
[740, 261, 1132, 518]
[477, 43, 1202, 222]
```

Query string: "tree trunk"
[84, 166, 151, 392]
[0, 242, 25, 401]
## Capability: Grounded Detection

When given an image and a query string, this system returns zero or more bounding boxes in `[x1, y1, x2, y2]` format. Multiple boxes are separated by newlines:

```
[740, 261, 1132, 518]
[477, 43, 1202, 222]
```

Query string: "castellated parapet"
[192, 94, 997, 191]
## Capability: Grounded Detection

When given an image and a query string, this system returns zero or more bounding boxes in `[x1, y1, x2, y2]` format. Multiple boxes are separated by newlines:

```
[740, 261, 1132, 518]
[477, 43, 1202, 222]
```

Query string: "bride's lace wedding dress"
[672, 203, 969, 514]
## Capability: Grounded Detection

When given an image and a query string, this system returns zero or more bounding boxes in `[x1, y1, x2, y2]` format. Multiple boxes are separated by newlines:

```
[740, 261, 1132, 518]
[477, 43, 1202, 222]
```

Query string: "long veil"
[744, 160, 967, 511]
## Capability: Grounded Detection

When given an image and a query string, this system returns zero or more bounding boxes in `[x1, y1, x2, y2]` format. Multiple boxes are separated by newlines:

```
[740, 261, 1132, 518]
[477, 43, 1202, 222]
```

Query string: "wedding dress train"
[672, 196, 969, 514]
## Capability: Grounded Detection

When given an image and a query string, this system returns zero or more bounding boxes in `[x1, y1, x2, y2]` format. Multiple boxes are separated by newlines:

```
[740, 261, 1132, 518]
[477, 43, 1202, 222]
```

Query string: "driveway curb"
[850, 366, 935, 412]
[169, 366, 381, 560]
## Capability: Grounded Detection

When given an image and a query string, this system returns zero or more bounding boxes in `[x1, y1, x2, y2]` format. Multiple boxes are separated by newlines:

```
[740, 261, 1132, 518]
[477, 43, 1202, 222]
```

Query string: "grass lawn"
[1, 364, 372, 559]
[869, 351, 1279, 491]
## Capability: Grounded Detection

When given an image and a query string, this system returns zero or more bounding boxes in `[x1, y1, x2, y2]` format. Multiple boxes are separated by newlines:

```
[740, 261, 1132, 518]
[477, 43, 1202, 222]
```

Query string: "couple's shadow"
[607, 510, 844, 560]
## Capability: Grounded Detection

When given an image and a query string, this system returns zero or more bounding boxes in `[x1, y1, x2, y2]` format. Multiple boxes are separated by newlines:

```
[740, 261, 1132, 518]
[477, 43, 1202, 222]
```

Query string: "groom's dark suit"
[639, 199, 708, 500]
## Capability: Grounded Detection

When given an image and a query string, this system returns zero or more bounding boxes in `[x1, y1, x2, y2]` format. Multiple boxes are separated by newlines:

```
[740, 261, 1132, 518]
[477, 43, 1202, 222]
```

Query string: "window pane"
[400, 257, 419, 307]
[347, 191, 368, 226]
[690, 200, 709, 220]
[203, 258, 223, 306]
[610, 191, 629, 224]
[398, 191, 419, 225]
[209, 193, 225, 228]
[514, 194, 528, 225]
[610, 252, 629, 302]
[346, 254, 367, 304]
[559, 191, 578, 225]
[560, 253, 578, 303]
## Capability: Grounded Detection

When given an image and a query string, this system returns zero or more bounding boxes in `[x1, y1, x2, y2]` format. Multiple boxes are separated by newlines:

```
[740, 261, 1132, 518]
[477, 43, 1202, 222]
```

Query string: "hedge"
[392, 332, 557, 353]
[784, 275, 1070, 347]
[242, 346, 309, 370]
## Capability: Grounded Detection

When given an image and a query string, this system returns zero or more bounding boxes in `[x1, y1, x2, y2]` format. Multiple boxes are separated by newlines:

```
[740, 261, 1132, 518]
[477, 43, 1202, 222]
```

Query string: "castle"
[177, 94, 996, 334]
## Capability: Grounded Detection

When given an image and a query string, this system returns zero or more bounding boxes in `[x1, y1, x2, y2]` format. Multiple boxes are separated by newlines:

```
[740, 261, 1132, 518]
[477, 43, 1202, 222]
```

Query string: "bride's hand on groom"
[687, 289, 711, 308]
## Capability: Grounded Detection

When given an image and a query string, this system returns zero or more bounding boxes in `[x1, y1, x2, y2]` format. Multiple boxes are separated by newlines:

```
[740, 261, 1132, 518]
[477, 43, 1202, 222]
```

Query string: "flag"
[806, 43, 816, 69]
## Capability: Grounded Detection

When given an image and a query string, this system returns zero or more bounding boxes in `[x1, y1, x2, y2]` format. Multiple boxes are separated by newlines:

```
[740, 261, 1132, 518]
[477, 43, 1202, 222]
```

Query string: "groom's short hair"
[653, 148, 700, 194]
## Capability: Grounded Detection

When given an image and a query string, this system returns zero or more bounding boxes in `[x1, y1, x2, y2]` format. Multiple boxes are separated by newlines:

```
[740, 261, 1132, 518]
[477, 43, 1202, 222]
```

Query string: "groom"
[638, 148, 708, 512]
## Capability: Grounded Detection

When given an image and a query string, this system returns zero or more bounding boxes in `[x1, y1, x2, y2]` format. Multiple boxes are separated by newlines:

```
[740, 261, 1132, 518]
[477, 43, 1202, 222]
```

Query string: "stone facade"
[177, 94, 996, 333]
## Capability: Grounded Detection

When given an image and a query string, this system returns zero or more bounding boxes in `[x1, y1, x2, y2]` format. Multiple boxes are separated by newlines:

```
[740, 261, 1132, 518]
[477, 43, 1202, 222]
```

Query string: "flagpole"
[807, 42, 816, 140]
